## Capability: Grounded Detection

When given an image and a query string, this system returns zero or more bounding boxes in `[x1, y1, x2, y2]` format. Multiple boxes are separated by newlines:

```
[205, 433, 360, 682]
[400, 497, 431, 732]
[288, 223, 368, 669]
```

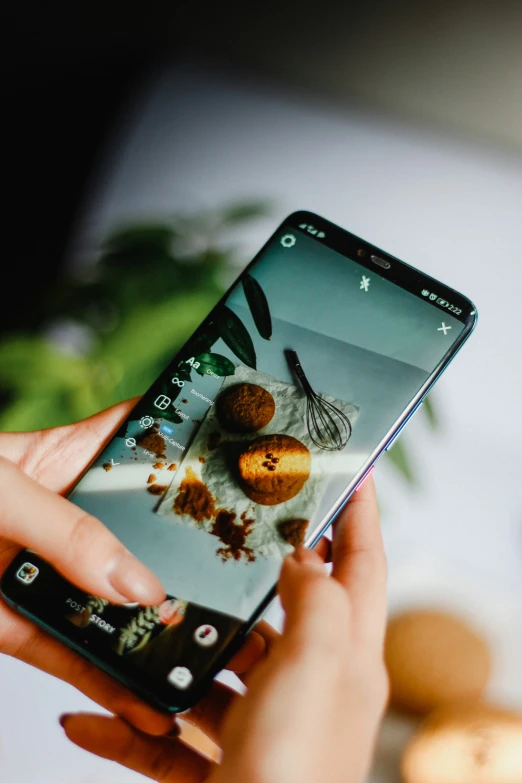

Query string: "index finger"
[331, 475, 387, 647]
[0, 455, 165, 606]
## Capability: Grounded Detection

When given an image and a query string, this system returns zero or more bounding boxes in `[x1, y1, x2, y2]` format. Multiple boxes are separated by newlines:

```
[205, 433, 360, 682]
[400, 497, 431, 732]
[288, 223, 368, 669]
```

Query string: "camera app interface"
[13, 227, 466, 694]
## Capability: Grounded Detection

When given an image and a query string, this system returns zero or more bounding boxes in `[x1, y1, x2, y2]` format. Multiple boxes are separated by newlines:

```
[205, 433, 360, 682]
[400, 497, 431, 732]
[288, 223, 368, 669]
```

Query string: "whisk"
[285, 349, 352, 451]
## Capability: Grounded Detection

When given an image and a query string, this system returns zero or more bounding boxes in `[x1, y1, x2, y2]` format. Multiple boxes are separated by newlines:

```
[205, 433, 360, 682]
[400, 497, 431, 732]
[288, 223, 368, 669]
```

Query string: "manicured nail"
[108, 550, 166, 604]
[292, 546, 325, 572]
[59, 713, 70, 729]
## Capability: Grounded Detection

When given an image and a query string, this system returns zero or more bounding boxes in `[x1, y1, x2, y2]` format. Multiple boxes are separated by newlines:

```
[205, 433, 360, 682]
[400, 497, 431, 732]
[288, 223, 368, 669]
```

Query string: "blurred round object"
[402, 703, 522, 783]
[385, 609, 491, 714]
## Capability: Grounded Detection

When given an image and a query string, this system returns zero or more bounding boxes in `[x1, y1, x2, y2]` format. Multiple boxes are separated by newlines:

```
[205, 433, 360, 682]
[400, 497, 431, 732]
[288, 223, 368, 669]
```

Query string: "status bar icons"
[422, 289, 463, 316]
[299, 223, 326, 239]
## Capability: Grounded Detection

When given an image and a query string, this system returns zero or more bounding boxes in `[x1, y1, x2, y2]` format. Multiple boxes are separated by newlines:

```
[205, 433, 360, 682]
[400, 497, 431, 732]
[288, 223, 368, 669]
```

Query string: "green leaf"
[102, 224, 175, 253]
[95, 290, 219, 385]
[421, 394, 439, 430]
[194, 352, 236, 377]
[219, 200, 272, 225]
[173, 362, 193, 382]
[217, 306, 257, 369]
[385, 438, 416, 485]
[98, 224, 181, 278]
[242, 274, 272, 340]
[180, 321, 220, 361]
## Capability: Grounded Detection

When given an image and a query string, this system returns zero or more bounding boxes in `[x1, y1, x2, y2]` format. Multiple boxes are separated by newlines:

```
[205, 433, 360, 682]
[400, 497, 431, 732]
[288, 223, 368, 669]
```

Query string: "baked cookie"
[241, 481, 307, 506]
[385, 610, 491, 715]
[217, 383, 275, 433]
[402, 703, 522, 783]
[238, 434, 311, 506]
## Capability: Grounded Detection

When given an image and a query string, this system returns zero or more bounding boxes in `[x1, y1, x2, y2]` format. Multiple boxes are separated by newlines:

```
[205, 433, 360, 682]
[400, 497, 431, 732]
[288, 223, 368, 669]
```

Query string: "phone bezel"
[0, 210, 478, 713]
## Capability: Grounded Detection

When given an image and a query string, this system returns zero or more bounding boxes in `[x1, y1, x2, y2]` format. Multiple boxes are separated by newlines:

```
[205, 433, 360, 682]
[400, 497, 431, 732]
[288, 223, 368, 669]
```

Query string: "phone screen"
[2, 215, 475, 708]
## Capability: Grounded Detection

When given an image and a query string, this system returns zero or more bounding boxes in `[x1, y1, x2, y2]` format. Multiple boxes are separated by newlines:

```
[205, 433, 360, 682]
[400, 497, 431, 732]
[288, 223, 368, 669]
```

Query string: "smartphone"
[0, 211, 477, 712]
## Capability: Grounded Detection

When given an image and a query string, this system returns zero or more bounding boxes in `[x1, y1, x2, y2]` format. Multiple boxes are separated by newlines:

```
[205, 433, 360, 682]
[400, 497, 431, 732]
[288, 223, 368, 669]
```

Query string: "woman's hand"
[0, 401, 268, 736]
[62, 477, 388, 783]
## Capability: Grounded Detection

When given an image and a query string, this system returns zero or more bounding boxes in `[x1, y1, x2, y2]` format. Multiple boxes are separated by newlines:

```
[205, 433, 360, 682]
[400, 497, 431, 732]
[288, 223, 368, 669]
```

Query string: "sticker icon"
[167, 666, 193, 690]
[194, 624, 219, 647]
[16, 562, 39, 585]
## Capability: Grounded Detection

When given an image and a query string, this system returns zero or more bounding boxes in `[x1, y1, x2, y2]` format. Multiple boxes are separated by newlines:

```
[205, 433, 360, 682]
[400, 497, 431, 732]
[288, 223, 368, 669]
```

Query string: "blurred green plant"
[0, 200, 438, 483]
[0, 201, 269, 431]
[385, 393, 439, 485]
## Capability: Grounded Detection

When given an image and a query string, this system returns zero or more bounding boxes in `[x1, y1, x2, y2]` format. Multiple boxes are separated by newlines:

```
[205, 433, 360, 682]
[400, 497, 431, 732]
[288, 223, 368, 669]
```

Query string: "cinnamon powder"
[173, 467, 217, 522]
[211, 510, 255, 562]
[277, 519, 309, 548]
[137, 426, 166, 458]
[173, 469, 256, 561]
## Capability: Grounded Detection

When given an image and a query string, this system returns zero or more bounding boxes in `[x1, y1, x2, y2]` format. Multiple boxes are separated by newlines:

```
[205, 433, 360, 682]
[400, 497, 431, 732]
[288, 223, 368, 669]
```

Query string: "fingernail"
[108, 550, 166, 604]
[59, 713, 70, 729]
[292, 546, 325, 573]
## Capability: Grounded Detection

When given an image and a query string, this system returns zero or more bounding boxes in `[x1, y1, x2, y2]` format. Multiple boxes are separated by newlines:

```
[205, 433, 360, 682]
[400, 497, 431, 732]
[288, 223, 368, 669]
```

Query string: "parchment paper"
[157, 365, 359, 562]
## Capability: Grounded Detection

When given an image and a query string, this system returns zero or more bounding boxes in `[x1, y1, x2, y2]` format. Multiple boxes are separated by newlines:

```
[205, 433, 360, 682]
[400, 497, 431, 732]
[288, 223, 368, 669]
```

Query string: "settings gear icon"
[139, 415, 154, 429]
[280, 233, 296, 248]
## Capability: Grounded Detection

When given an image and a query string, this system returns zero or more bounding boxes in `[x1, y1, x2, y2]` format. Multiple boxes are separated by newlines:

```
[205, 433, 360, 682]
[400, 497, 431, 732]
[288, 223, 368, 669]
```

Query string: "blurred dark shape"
[4, 0, 521, 334]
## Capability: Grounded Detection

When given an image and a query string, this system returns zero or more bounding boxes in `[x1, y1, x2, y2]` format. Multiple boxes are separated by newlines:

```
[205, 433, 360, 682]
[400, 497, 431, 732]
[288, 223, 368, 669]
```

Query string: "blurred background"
[2, 1, 522, 780]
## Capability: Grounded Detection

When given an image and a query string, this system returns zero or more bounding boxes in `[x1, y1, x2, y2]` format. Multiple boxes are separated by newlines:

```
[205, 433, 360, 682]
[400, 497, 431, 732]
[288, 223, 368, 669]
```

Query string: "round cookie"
[217, 383, 275, 433]
[385, 610, 491, 715]
[238, 434, 311, 504]
[402, 703, 522, 783]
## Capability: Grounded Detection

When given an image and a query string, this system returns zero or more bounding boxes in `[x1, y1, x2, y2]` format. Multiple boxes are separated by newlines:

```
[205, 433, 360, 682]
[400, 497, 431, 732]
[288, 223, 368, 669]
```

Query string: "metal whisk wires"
[285, 349, 352, 451]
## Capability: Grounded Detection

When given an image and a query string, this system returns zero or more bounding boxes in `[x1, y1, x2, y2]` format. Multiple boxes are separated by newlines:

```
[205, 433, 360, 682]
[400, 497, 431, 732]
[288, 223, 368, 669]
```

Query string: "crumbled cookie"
[147, 484, 168, 496]
[277, 519, 309, 547]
